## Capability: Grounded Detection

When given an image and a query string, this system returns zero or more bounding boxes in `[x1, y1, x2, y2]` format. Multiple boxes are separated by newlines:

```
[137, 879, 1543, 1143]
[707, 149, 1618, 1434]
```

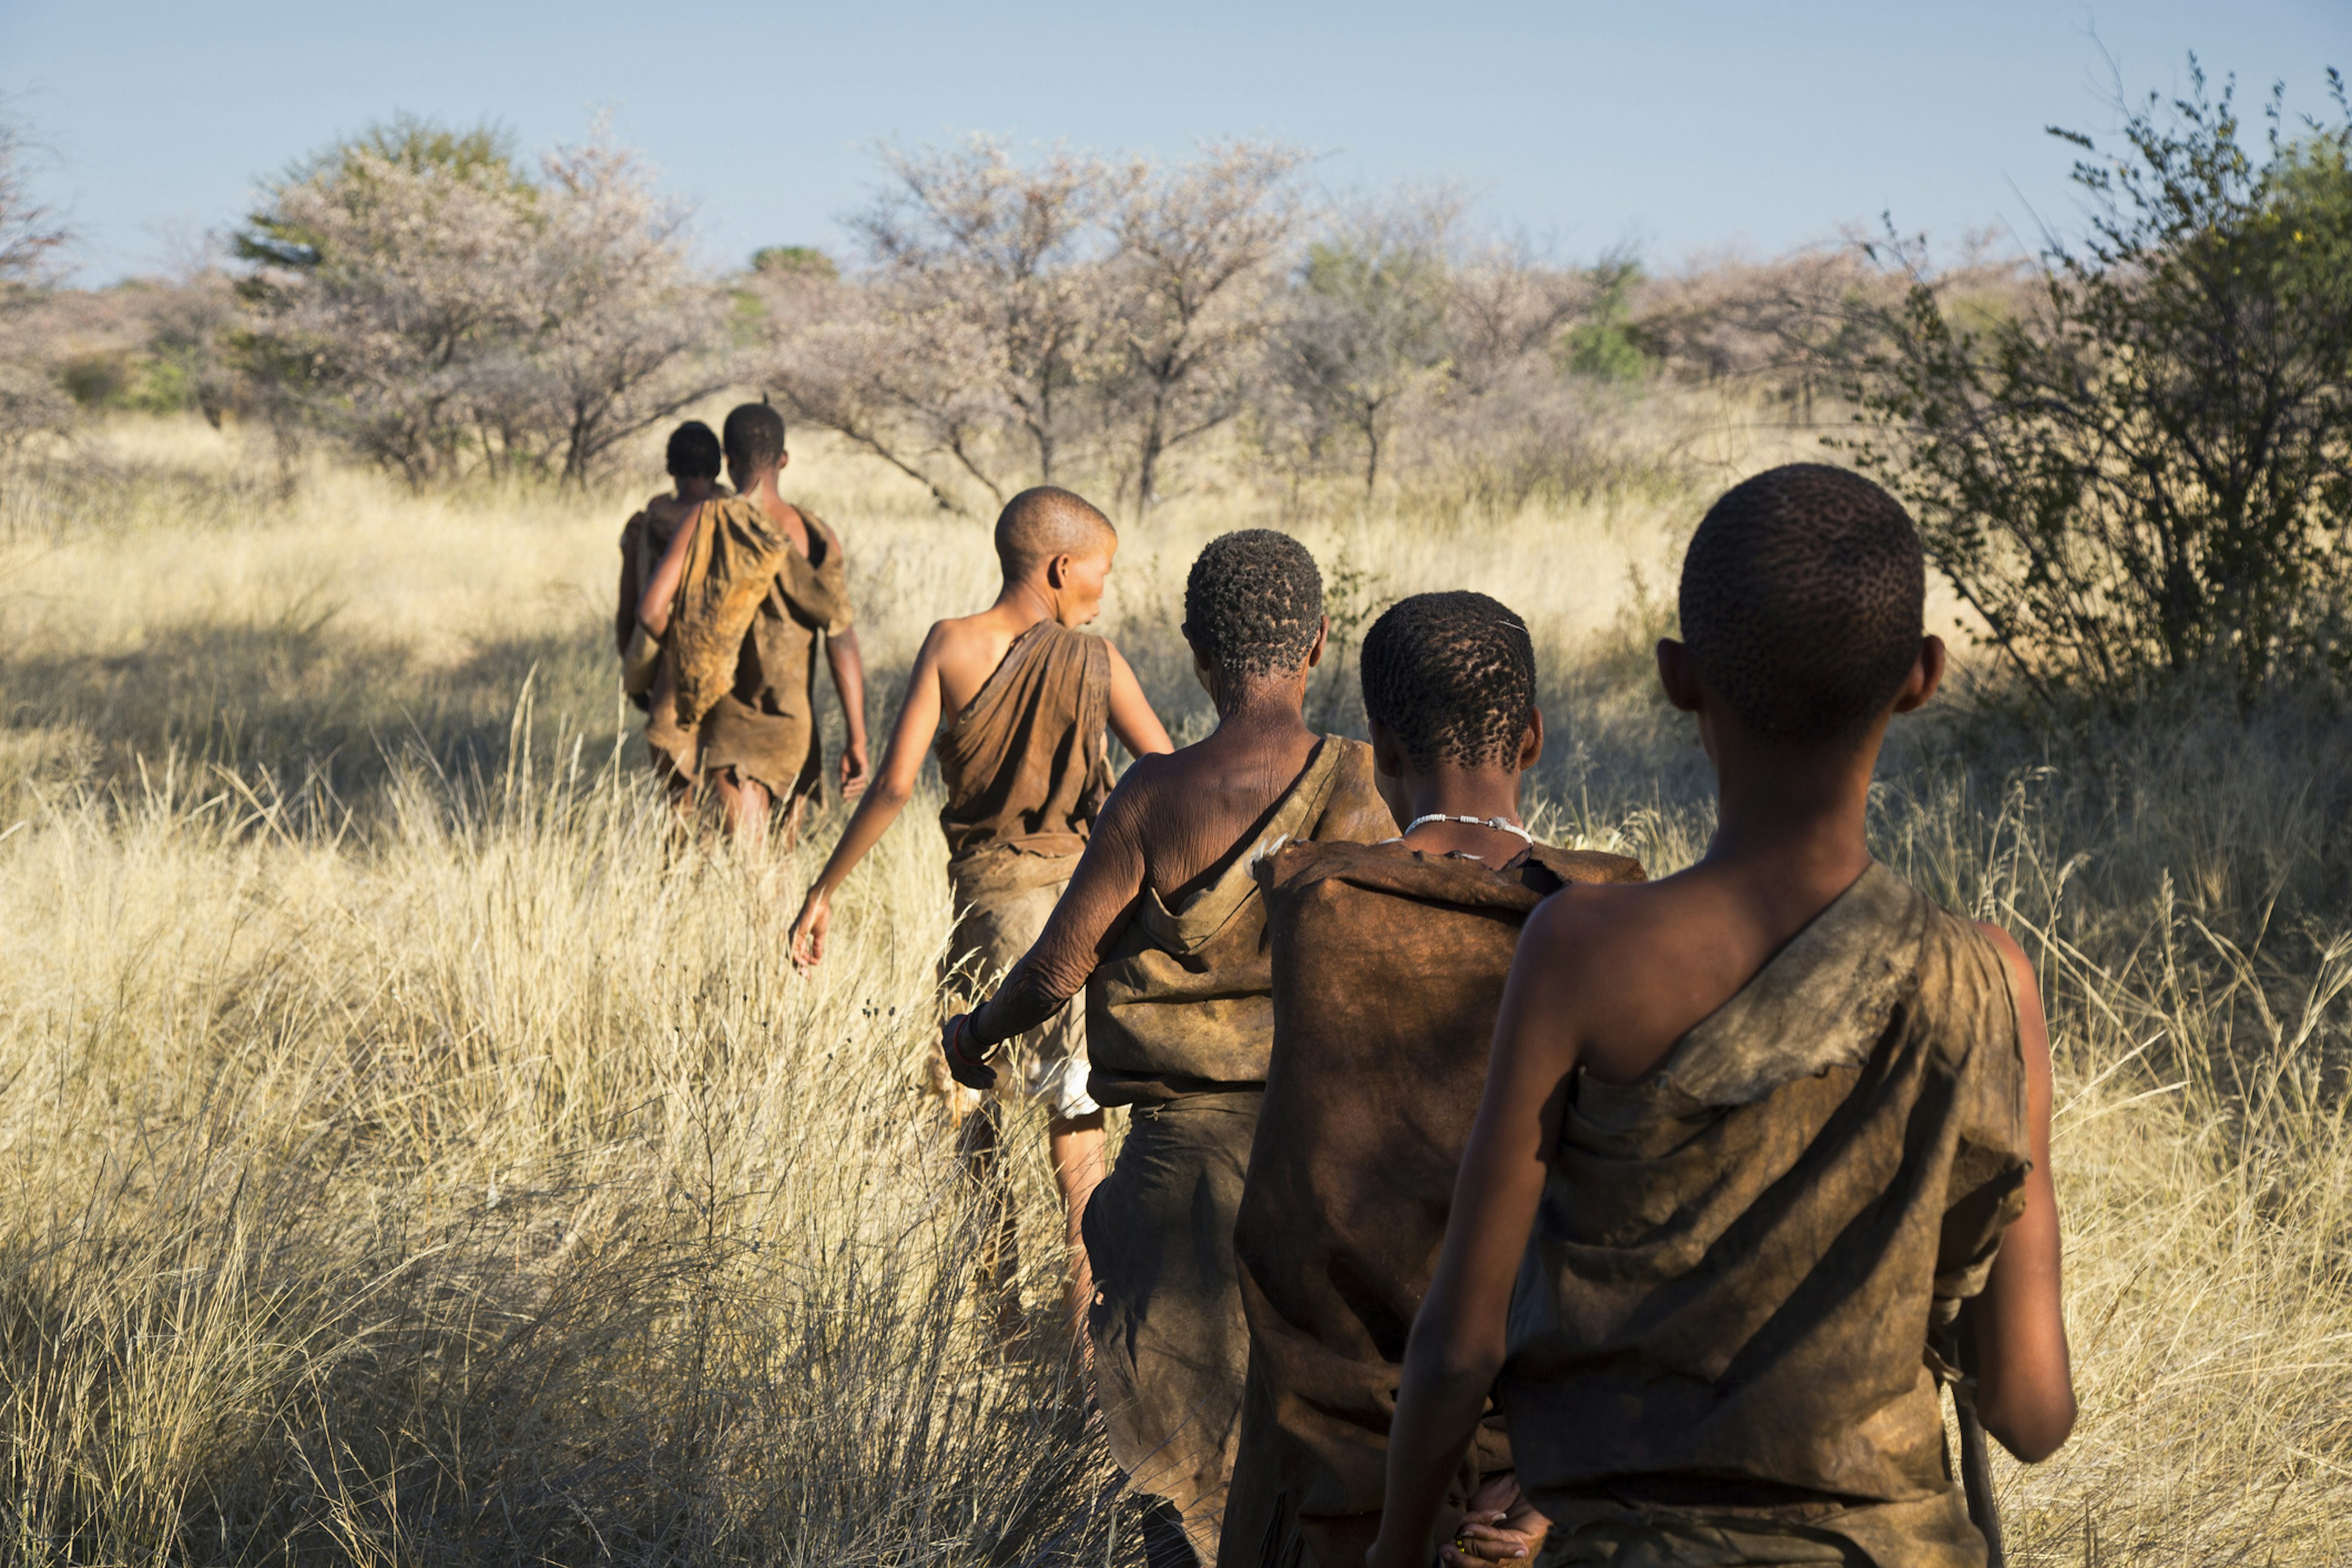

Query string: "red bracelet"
[950, 1014, 993, 1070]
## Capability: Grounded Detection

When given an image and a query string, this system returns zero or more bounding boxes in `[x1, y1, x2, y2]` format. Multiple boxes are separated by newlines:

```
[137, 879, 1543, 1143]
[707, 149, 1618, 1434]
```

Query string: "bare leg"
[710, 769, 771, 854]
[1046, 1110, 1107, 1368]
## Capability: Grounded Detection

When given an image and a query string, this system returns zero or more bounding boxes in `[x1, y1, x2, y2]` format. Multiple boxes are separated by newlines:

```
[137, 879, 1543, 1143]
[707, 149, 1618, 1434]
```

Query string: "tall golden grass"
[1, 410, 2348, 1564]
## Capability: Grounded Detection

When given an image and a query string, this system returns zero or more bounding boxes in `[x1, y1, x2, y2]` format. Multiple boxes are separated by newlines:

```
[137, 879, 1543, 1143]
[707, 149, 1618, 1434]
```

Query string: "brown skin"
[944, 614, 1398, 1061]
[1370, 714, 1552, 1568]
[639, 448, 871, 849]
[615, 475, 726, 655]
[789, 540, 1174, 965]
[1370, 633, 2077, 1568]
[788, 539, 1174, 1350]
[941, 616, 1401, 1348]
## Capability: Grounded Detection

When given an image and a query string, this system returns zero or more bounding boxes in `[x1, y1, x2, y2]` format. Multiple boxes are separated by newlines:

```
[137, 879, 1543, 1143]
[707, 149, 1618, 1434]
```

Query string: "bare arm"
[1372, 897, 1588, 1568]
[826, 626, 871, 798]
[952, 767, 1158, 1052]
[638, 503, 701, 636]
[791, 629, 943, 966]
[1972, 923, 2077, 1462]
[617, 520, 643, 654]
[1105, 641, 1175, 760]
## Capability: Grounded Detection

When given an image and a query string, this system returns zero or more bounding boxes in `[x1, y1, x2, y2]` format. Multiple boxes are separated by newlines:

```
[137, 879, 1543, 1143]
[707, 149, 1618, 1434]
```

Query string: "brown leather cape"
[1080, 736, 1393, 1563]
[1221, 838, 1645, 1568]
[936, 617, 1115, 867]
[643, 497, 852, 799]
[1501, 862, 2031, 1568]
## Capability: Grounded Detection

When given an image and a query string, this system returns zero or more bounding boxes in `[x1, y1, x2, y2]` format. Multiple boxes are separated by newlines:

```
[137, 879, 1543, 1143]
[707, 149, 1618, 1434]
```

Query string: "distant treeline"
[0, 116, 2016, 513]
[2, 59, 2348, 701]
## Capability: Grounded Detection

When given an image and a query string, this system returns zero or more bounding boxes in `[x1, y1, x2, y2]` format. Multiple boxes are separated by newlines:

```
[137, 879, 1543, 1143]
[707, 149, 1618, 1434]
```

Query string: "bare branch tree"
[0, 108, 75, 449]
[1273, 194, 1460, 498]
[530, 133, 731, 486]
[1102, 140, 1306, 514]
[754, 261, 993, 513]
[1442, 239, 1593, 394]
[850, 138, 1118, 491]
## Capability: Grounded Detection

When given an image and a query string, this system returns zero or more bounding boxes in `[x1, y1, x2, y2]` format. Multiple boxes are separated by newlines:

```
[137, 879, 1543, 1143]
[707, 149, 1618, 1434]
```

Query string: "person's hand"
[940, 1012, 998, 1092]
[839, 742, 870, 801]
[790, 890, 831, 970]
[1438, 1474, 1548, 1568]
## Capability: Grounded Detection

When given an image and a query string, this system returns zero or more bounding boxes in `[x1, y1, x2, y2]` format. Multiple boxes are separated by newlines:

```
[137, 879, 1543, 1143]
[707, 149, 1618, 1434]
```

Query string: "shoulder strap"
[1133, 737, 1344, 956]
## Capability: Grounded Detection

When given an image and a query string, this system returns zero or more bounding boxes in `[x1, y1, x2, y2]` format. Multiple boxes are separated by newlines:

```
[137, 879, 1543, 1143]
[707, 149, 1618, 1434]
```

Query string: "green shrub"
[1846, 61, 2352, 701]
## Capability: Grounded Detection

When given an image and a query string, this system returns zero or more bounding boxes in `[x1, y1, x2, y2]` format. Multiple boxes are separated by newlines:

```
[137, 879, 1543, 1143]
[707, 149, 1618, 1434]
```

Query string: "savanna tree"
[1275, 198, 1458, 498]
[753, 259, 992, 512]
[849, 137, 1120, 499]
[0, 109, 74, 449]
[1847, 62, 2352, 699]
[239, 117, 726, 487]
[1102, 140, 1306, 512]
[238, 119, 542, 484]
[527, 135, 729, 485]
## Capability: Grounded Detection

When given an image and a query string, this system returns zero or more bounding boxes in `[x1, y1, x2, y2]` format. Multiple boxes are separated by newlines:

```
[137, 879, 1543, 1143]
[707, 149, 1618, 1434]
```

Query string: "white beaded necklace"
[1401, 812, 1534, 845]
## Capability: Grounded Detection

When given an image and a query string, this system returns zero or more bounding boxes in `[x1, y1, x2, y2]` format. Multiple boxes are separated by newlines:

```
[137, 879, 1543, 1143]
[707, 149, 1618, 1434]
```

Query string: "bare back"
[930, 608, 1047, 726]
[1536, 855, 1877, 1086]
[1121, 718, 1327, 903]
[967, 704, 1394, 1049]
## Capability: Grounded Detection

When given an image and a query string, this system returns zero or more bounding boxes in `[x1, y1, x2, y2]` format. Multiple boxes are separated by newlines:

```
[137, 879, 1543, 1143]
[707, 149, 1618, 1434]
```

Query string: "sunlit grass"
[0, 412, 2347, 1562]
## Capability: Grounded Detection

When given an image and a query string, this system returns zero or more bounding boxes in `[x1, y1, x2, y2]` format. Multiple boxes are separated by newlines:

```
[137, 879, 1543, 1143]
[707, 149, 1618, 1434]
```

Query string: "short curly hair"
[1183, 530, 1324, 684]
[665, 420, 722, 480]
[722, 402, 786, 470]
[1360, 592, 1537, 771]
[1679, 464, 1926, 745]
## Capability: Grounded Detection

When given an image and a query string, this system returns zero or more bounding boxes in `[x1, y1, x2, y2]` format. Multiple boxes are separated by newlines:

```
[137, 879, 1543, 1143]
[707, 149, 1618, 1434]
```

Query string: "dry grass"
[1, 409, 2349, 1564]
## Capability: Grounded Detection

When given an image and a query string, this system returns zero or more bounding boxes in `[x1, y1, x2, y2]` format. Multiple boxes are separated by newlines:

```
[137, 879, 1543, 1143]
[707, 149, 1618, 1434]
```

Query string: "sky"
[5, 1, 2347, 283]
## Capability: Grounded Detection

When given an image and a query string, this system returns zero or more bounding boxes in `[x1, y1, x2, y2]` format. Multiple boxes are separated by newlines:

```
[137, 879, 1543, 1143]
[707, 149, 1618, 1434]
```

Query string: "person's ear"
[1305, 614, 1329, 669]
[777, 450, 791, 473]
[1656, 638, 1704, 714]
[1368, 715, 1405, 782]
[1185, 626, 1217, 700]
[1518, 708, 1545, 772]
[1891, 635, 1947, 714]
[1045, 553, 1069, 592]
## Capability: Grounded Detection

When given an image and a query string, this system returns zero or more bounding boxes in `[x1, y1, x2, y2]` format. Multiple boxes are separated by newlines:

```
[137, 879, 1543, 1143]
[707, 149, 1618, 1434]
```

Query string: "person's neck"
[742, 469, 785, 508]
[993, 576, 1057, 630]
[1704, 734, 1878, 890]
[675, 478, 716, 502]
[1209, 675, 1313, 741]
[1397, 764, 1528, 858]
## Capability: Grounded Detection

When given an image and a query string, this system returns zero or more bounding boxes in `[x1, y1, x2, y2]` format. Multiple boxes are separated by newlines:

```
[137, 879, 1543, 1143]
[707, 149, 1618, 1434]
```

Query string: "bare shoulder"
[1972, 920, 2035, 978]
[1972, 919, 2051, 1065]
[1510, 874, 1735, 1081]
[926, 612, 1005, 687]
[1520, 877, 1673, 979]
[1105, 745, 1179, 798]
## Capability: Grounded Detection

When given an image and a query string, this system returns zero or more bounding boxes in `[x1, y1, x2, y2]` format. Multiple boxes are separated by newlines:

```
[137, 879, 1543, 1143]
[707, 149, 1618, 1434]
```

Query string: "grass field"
[2, 409, 2351, 1565]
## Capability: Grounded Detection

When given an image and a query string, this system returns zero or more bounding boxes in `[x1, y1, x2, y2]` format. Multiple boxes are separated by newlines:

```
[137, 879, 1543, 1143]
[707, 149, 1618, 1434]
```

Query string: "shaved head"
[995, 486, 1117, 579]
[1679, 464, 1926, 746]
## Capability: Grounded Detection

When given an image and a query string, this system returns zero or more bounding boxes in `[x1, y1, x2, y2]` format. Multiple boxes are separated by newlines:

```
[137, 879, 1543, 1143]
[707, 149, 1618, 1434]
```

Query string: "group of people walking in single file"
[617, 402, 2077, 1568]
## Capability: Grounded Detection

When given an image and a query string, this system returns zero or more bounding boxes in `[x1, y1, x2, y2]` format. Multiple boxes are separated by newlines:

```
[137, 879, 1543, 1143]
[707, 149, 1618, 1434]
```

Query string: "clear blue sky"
[6, 1, 2345, 282]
